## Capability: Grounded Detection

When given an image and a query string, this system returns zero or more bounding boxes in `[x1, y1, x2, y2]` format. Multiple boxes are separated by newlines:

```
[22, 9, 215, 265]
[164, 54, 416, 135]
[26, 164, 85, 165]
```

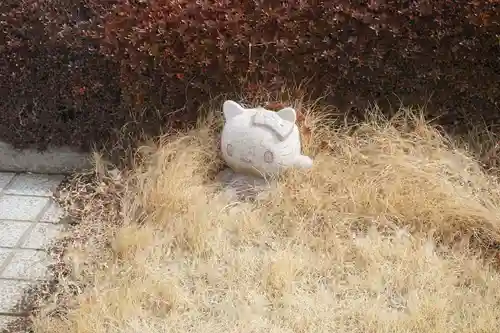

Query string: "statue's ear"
[223, 100, 245, 121]
[276, 107, 296, 123]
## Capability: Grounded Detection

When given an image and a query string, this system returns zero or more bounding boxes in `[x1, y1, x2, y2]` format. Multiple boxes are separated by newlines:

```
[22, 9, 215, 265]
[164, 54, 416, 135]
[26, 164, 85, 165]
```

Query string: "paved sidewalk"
[0, 172, 66, 330]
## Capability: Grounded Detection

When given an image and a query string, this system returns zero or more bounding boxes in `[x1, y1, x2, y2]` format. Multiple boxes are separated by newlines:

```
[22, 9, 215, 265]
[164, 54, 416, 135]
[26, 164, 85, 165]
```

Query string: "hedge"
[0, 0, 499, 151]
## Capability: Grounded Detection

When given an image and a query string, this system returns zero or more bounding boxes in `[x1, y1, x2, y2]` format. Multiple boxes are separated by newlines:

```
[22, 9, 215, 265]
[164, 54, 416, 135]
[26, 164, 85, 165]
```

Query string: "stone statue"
[220, 100, 313, 177]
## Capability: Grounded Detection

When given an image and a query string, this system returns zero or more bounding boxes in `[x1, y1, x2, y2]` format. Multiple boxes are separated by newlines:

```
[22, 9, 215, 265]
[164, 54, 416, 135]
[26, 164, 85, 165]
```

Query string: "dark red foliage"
[0, 0, 499, 151]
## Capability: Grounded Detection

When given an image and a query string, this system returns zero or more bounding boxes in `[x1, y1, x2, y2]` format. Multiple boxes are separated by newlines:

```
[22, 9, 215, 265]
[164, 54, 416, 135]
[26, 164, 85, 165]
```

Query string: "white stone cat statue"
[220, 100, 313, 177]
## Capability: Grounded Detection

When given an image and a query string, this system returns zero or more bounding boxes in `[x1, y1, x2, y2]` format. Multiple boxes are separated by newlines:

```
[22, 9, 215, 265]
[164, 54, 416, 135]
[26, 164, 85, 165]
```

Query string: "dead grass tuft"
[31, 102, 500, 333]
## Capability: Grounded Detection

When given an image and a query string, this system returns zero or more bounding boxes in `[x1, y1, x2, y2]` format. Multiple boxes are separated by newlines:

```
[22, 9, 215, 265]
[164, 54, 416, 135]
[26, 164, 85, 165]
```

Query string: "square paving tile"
[0, 280, 32, 312]
[0, 248, 12, 268]
[1, 250, 51, 280]
[22, 223, 63, 250]
[0, 221, 32, 248]
[4, 174, 64, 197]
[0, 315, 17, 330]
[0, 196, 49, 221]
[40, 200, 66, 223]
[0, 172, 15, 192]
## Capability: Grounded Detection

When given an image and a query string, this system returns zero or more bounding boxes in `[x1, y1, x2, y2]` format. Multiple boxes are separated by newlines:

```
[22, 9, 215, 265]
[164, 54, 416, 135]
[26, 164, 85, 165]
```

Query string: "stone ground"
[0, 172, 66, 331]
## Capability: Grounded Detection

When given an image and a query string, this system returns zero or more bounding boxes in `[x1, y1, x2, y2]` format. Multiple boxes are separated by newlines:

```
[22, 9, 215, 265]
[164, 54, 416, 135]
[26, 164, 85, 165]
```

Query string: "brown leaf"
[265, 102, 286, 111]
[296, 109, 306, 123]
[300, 125, 312, 143]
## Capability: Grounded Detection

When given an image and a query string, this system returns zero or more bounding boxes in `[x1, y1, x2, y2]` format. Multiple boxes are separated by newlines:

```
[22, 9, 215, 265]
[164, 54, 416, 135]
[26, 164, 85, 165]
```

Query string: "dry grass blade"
[31, 102, 500, 333]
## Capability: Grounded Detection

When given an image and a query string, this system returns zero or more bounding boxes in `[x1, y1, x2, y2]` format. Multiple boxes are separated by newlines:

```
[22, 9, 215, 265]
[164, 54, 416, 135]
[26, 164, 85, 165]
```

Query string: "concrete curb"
[0, 141, 91, 174]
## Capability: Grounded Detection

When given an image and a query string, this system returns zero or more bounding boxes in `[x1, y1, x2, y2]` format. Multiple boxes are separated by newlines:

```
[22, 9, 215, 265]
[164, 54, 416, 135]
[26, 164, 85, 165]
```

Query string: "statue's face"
[220, 100, 312, 176]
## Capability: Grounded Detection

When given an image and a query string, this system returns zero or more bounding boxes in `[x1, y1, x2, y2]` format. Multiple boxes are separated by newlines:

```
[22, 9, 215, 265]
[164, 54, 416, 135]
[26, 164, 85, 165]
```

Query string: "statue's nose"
[240, 156, 252, 163]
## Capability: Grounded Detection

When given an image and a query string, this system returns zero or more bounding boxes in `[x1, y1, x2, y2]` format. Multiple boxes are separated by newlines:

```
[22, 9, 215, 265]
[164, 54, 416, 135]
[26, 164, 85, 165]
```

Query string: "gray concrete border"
[0, 141, 91, 174]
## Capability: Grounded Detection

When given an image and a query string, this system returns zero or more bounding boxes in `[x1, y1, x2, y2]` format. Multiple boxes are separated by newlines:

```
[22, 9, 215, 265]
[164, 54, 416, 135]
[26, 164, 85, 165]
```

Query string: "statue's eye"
[226, 144, 234, 157]
[264, 150, 274, 163]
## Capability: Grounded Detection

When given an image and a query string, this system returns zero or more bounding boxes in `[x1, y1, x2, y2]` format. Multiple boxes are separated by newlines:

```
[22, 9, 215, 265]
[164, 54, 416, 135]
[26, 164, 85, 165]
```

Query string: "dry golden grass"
[31, 103, 500, 333]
